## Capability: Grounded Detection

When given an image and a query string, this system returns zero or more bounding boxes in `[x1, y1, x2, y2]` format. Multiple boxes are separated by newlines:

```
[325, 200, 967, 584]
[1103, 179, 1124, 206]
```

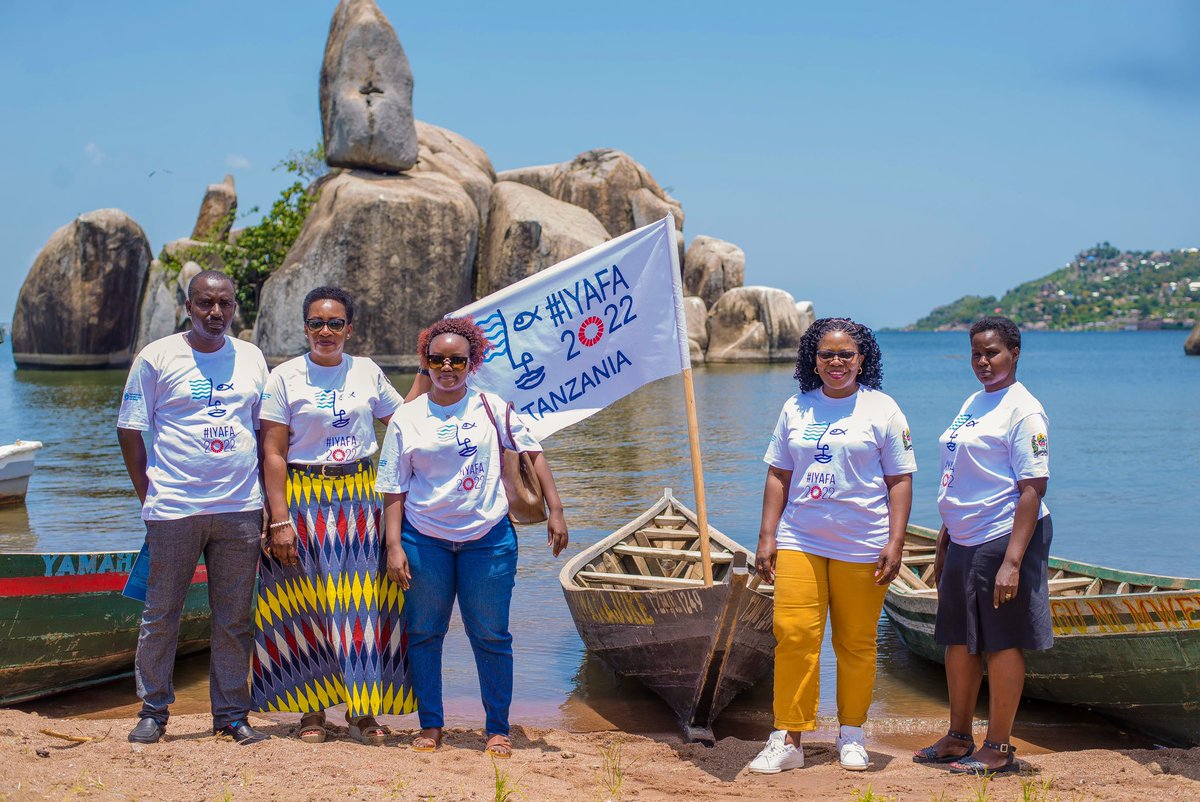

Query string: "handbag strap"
[480, 393, 513, 452]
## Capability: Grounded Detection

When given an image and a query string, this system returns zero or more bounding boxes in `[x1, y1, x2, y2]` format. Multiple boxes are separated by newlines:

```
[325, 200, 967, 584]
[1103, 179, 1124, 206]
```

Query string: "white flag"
[452, 215, 689, 441]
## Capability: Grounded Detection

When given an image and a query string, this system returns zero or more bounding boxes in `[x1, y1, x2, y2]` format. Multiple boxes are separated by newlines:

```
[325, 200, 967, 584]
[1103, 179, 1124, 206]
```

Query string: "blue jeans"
[401, 516, 517, 736]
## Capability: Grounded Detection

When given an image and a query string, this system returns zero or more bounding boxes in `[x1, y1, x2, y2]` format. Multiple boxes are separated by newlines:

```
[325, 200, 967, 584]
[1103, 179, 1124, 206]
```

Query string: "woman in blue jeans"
[376, 316, 568, 758]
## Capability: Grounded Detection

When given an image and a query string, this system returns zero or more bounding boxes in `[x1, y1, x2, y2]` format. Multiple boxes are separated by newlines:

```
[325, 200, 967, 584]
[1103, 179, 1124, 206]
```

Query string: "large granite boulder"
[475, 182, 609, 298]
[706, 286, 807, 363]
[413, 120, 496, 231]
[684, 296, 708, 365]
[320, 0, 417, 172]
[1186, 321, 1200, 355]
[134, 259, 191, 354]
[795, 300, 816, 334]
[684, 235, 745, 308]
[255, 170, 478, 366]
[501, 149, 683, 238]
[191, 174, 237, 241]
[12, 209, 151, 368]
[632, 188, 684, 263]
[162, 237, 224, 271]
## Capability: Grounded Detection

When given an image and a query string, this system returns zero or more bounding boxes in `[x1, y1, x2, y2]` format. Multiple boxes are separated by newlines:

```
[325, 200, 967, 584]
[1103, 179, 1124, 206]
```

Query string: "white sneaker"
[836, 725, 869, 771]
[747, 730, 805, 774]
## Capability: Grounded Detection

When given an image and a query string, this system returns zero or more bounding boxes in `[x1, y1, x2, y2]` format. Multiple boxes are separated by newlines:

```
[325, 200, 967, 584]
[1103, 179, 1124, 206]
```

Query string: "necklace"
[429, 393, 470, 420]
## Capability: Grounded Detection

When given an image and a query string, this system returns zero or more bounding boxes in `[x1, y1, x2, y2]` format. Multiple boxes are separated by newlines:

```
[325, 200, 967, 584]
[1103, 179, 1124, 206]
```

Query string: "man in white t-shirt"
[116, 270, 270, 745]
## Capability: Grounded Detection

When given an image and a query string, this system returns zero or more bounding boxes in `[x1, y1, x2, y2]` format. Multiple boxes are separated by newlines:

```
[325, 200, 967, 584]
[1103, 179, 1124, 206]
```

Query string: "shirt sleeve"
[374, 416, 412, 494]
[117, 355, 156, 431]
[251, 353, 270, 430]
[373, 363, 404, 419]
[880, 407, 918, 475]
[504, 401, 542, 452]
[258, 369, 289, 425]
[1009, 412, 1050, 480]
[762, 405, 794, 470]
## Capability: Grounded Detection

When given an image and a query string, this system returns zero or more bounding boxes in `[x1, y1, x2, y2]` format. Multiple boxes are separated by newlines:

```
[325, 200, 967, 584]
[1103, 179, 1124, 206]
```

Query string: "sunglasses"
[816, 350, 859, 362]
[428, 353, 470, 371]
[305, 318, 347, 333]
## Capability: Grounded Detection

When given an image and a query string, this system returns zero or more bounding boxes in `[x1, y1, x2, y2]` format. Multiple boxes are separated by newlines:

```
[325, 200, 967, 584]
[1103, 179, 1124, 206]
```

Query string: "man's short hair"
[187, 269, 235, 301]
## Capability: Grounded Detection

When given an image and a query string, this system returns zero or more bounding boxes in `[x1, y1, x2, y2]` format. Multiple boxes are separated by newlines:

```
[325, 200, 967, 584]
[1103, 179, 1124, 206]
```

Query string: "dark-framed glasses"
[428, 353, 470, 371]
[816, 350, 859, 362]
[305, 318, 347, 333]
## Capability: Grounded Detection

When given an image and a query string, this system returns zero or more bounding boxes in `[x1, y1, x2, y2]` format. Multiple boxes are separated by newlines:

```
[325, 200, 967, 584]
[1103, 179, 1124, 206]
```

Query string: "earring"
[857, 367, 862, 375]
[814, 367, 820, 375]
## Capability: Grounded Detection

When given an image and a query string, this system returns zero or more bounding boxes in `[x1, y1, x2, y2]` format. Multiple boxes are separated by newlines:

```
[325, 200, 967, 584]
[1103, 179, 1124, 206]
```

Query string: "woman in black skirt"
[913, 316, 1052, 775]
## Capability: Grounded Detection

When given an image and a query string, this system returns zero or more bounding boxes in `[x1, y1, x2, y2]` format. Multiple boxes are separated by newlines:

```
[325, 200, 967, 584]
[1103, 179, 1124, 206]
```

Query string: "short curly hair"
[793, 317, 884, 393]
[417, 316, 492, 373]
[969, 315, 1021, 351]
[303, 285, 355, 323]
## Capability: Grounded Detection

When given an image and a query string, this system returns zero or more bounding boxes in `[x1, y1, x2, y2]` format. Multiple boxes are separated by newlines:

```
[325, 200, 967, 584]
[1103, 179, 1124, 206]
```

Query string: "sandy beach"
[2, 709, 1197, 802]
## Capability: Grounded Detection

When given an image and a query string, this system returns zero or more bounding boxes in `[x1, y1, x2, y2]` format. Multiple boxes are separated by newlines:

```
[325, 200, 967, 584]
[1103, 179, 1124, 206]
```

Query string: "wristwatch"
[416, 367, 430, 376]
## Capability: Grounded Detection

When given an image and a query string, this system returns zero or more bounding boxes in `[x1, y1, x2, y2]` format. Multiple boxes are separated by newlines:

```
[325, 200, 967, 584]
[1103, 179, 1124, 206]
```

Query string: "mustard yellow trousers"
[773, 550, 889, 731]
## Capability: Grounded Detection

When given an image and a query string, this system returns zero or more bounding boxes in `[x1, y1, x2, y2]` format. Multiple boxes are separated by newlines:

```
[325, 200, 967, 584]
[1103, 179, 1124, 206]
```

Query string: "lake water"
[3, 331, 1198, 739]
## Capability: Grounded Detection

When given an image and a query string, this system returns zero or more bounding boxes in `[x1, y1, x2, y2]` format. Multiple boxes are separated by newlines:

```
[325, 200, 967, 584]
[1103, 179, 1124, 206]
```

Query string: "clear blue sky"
[2, 1, 1198, 329]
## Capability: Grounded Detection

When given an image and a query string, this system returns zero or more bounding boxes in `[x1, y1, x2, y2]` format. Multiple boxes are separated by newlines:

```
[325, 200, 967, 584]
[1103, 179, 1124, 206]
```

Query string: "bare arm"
[876, 473, 913, 585]
[993, 476, 1048, 608]
[528, 451, 568, 557]
[405, 370, 430, 403]
[117, 428, 149, 505]
[382, 492, 411, 590]
[260, 421, 299, 564]
[754, 466, 792, 583]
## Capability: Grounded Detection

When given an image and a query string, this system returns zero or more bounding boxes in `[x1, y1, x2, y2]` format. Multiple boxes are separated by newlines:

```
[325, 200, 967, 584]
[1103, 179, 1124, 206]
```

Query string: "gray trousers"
[135, 509, 262, 729]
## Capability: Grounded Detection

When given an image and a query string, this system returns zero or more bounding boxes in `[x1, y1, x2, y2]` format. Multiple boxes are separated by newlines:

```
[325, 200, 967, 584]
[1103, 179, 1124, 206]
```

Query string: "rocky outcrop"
[705, 286, 807, 363]
[795, 300, 815, 334]
[12, 209, 151, 368]
[684, 235, 745, 308]
[631, 188, 684, 262]
[413, 121, 496, 230]
[684, 296, 708, 361]
[475, 182, 609, 298]
[1186, 321, 1200, 355]
[162, 238, 225, 271]
[134, 260, 193, 354]
[320, 0, 417, 172]
[191, 174, 237, 241]
[495, 164, 554, 196]
[255, 170, 478, 366]
[502, 150, 683, 238]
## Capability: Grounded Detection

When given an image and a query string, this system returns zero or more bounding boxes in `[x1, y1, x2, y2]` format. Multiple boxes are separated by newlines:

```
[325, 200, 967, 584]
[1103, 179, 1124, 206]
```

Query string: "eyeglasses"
[816, 350, 859, 362]
[305, 318, 347, 333]
[428, 353, 470, 371]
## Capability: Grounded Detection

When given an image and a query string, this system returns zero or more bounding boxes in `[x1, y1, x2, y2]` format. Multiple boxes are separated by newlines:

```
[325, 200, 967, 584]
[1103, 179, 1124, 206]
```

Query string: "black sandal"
[913, 729, 975, 764]
[948, 739, 1019, 775]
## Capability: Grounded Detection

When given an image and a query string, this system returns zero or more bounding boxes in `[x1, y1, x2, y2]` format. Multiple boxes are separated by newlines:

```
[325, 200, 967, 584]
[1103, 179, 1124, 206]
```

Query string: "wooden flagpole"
[681, 366, 714, 586]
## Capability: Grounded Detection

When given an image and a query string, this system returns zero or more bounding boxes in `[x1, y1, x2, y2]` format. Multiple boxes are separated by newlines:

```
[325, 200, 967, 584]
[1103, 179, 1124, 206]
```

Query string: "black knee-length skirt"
[934, 515, 1054, 654]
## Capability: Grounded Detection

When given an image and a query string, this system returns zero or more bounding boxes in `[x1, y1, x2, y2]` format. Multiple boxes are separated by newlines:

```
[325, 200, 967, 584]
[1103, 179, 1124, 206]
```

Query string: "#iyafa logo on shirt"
[1031, 432, 1048, 457]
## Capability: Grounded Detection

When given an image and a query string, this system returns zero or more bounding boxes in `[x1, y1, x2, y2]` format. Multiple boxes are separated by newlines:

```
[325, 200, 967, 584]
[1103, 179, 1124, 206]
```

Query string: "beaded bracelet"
[268, 520, 293, 530]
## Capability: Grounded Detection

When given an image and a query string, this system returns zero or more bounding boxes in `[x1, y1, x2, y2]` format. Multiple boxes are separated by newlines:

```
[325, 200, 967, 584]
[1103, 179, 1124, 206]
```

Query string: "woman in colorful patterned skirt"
[376, 316, 569, 759]
[253, 286, 420, 744]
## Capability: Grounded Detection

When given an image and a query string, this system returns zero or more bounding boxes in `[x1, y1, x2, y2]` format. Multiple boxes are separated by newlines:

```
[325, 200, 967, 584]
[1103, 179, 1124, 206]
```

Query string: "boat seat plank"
[653, 514, 688, 528]
[576, 571, 707, 590]
[898, 564, 930, 590]
[631, 531, 666, 577]
[904, 554, 937, 565]
[1047, 577, 1096, 593]
[640, 527, 703, 538]
[613, 544, 734, 564]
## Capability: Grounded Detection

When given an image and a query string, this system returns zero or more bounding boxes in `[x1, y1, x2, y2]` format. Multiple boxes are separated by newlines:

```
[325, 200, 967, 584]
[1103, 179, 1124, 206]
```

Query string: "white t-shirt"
[763, 386, 917, 562]
[117, 333, 269, 521]
[375, 389, 541, 542]
[937, 381, 1050, 547]
[259, 354, 403, 465]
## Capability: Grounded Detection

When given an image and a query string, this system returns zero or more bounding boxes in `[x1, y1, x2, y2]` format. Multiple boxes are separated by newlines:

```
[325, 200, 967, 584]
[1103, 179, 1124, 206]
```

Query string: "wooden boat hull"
[884, 527, 1200, 746]
[0, 440, 42, 506]
[560, 491, 774, 742]
[0, 549, 211, 705]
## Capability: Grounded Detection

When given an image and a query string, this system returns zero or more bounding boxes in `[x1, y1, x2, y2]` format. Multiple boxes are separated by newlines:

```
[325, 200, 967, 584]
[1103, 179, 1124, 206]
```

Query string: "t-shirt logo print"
[316, 389, 350, 428]
[801, 422, 833, 464]
[945, 413, 973, 452]
[190, 378, 233, 418]
[1031, 432, 1048, 457]
[436, 421, 478, 458]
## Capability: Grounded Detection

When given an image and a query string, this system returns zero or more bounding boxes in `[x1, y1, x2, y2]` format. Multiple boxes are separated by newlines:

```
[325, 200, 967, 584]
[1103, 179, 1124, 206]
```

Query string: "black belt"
[287, 458, 371, 478]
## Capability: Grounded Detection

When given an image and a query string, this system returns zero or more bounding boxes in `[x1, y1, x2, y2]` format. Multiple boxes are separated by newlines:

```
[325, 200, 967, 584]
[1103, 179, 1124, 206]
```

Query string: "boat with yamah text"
[884, 525, 1200, 747]
[559, 489, 775, 743]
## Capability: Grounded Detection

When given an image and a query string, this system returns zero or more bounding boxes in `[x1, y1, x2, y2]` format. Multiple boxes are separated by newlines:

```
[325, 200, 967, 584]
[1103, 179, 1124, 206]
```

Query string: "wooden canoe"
[0, 548, 211, 705]
[559, 489, 775, 743]
[883, 525, 1200, 746]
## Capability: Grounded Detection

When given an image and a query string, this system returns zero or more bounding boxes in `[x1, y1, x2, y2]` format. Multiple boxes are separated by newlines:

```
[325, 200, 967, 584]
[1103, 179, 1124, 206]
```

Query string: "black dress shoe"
[214, 719, 270, 745]
[128, 717, 165, 744]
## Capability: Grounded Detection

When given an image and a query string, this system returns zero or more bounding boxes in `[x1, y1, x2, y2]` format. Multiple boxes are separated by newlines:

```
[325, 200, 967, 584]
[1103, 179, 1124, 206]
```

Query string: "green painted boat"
[884, 525, 1200, 747]
[0, 548, 210, 705]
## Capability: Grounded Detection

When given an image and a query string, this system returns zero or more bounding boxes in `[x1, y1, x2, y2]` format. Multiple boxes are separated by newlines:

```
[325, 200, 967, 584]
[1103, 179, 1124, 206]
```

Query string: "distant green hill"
[910, 243, 1200, 331]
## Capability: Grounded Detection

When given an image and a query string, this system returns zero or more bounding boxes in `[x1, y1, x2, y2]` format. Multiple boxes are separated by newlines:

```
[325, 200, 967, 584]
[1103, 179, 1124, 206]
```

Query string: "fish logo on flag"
[452, 216, 689, 441]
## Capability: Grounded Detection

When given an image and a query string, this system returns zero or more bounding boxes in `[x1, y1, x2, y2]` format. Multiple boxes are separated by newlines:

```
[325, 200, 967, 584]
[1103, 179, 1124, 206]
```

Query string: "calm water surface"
[3, 332, 1198, 736]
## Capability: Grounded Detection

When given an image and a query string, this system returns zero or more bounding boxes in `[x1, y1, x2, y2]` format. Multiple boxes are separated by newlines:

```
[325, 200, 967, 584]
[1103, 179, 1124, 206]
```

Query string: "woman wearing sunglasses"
[749, 317, 915, 775]
[913, 316, 1051, 776]
[253, 286, 421, 744]
[376, 316, 568, 759]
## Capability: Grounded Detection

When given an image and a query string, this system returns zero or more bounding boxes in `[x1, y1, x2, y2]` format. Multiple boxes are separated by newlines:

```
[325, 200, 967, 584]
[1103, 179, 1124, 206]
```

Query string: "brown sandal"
[346, 715, 388, 746]
[485, 734, 512, 759]
[298, 712, 326, 743]
[412, 727, 443, 752]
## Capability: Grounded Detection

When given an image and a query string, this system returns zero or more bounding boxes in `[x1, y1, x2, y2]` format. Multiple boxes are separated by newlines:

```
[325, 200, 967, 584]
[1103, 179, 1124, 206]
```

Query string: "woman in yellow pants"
[750, 318, 915, 774]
